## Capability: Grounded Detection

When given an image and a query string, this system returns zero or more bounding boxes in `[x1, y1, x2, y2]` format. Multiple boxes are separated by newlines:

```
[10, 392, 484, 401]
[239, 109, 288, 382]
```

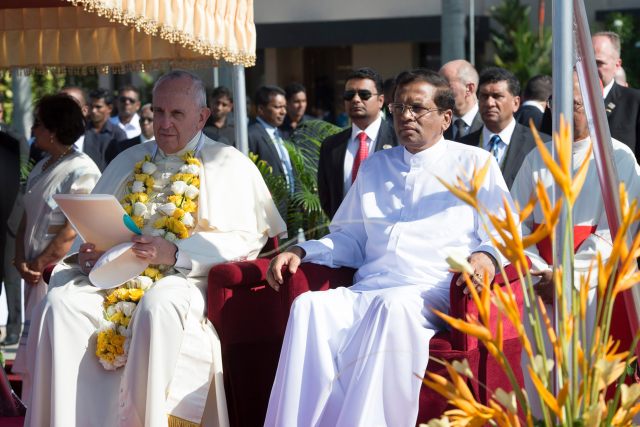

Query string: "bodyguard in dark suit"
[318, 67, 398, 219]
[248, 86, 294, 190]
[515, 74, 552, 131]
[86, 88, 127, 170]
[593, 32, 640, 160]
[460, 67, 547, 188]
[439, 59, 483, 141]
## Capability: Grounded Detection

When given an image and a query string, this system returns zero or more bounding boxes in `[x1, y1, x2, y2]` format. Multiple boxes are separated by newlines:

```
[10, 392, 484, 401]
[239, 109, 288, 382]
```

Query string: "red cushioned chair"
[208, 259, 526, 426]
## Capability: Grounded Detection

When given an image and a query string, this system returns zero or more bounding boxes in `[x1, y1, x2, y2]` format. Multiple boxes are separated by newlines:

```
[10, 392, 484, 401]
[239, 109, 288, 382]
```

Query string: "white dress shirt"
[482, 118, 517, 166]
[343, 114, 382, 196]
[110, 113, 141, 139]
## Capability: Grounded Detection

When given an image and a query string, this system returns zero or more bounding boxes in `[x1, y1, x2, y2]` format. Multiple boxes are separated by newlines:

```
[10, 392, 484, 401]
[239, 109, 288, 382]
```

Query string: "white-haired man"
[25, 70, 285, 427]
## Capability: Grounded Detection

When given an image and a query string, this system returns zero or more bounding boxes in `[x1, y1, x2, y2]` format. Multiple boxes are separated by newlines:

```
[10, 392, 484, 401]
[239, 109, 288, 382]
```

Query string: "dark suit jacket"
[605, 82, 640, 161]
[515, 104, 544, 131]
[459, 123, 548, 189]
[105, 135, 143, 165]
[248, 122, 286, 177]
[84, 121, 127, 171]
[318, 119, 398, 219]
[443, 110, 483, 142]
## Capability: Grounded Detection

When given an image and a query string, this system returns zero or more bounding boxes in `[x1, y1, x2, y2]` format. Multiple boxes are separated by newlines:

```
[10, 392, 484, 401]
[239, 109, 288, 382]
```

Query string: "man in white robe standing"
[264, 69, 514, 426]
[24, 70, 286, 427]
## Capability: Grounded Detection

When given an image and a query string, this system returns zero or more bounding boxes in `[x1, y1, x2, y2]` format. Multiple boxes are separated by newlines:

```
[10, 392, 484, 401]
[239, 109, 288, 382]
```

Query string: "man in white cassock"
[511, 72, 640, 419]
[264, 69, 515, 426]
[24, 70, 286, 427]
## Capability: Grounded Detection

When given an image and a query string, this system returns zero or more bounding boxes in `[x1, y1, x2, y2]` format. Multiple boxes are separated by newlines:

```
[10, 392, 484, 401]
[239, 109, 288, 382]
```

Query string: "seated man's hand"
[79, 243, 105, 275]
[531, 269, 554, 305]
[131, 235, 178, 266]
[16, 261, 42, 286]
[455, 251, 497, 295]
[266, 246, 306, 292]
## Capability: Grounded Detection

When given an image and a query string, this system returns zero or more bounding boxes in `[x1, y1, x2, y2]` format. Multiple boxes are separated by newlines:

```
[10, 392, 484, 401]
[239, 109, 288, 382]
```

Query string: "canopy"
[0, 0, 256, 74]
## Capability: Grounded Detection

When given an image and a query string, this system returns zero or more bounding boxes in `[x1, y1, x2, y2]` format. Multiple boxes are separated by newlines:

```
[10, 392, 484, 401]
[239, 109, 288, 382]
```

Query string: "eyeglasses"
[139, 117, 153, 124]
[119, 96, 138, 104]
[388, 103, 440, 119]
[546, 97, 585, 112]
[343, 90, 379, 101]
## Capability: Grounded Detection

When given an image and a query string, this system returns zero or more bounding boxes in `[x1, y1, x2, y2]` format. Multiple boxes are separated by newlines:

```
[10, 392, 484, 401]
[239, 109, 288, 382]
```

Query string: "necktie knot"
[488, 134, 502, 160]
[352, 132, 369, 183]
[454, 118, 467, 140]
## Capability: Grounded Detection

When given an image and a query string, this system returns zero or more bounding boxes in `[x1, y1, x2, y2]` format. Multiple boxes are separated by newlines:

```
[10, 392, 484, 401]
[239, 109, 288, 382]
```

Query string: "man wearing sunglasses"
[110, 84, 142, 139]
[318, 67, 397, 219]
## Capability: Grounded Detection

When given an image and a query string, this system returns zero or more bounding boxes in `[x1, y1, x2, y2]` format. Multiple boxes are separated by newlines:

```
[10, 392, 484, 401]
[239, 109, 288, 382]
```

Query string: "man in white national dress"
[24, 70, 286, 427]
[264, 69, 514, 426]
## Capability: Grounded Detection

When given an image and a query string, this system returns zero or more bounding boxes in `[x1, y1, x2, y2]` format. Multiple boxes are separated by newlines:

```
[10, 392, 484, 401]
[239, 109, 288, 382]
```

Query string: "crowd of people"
[0, 29, 639, 426]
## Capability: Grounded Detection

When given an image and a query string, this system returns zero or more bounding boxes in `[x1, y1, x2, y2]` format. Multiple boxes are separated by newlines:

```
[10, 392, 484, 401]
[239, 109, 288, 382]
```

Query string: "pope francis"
[23, 70, 286, 427]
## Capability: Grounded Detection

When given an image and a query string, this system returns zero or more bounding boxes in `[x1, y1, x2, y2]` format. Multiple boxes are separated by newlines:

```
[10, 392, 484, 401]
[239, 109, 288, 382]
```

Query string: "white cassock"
[265, 139, 513, 427]
[24, 132, 286, 427]
[510, 136, 640, 418]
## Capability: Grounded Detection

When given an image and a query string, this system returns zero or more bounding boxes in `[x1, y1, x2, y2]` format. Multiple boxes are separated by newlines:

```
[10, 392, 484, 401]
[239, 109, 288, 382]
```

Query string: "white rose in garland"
[184, 185, 199, 199]
[171, 181, 188, 195]
[157, 202, 177, 217]
[141, 161, 157, 175]
[133, 202, 148, 217]
[132, 181, 145, 194]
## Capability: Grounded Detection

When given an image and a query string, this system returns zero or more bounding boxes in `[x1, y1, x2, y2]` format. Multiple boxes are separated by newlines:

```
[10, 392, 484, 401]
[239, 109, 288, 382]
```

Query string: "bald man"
[592, 31, 640, 161]
[439, 59, 483, 141]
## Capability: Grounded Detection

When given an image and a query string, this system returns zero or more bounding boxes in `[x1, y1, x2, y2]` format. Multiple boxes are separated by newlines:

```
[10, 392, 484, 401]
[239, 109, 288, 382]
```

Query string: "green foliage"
[251, 119, 342, 245]
[603, 12, 640, 88]
[490, 0, 552, 85]
[0, 71, 13, 124]
[30, 72, 66, 103]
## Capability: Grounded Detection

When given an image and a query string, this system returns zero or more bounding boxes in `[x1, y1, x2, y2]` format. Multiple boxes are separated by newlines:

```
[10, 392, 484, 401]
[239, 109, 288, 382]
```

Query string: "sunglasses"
[119, 96, 138, 104]
[343, 90, 379, 101]
[139, 117, 153, 124]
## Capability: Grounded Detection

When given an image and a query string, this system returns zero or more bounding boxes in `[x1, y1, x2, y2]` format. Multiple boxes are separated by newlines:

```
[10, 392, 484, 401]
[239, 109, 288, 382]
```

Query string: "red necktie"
[351, 131, 369, 183]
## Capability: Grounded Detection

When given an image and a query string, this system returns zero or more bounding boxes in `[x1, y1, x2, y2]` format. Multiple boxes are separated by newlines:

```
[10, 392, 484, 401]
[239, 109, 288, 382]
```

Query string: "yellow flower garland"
[96, 151, 202, 370]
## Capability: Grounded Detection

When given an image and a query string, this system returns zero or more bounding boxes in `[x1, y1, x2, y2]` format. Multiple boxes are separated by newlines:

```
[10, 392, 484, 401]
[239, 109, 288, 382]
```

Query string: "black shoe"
[1, 333, 19, 346]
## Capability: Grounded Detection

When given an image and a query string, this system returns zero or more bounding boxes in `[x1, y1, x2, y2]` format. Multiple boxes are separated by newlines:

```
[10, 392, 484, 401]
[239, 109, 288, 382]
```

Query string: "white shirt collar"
[350, 114, 382, 143]
[521, 100, 545, 113]
[157, 131, 201, 158]
[257, 117, 280, 140]
[140, 134, 154, 144]
[453, 102, 479, 127]
[482, 118, 517, 147]
[402, 137, 447, 165]
[603, 79, 615, 99]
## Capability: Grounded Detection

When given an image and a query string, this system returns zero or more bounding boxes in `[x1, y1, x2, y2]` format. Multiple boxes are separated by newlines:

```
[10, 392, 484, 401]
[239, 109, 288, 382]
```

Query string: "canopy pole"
[232, 64, 249, 156]
[552, 0, 574, 394]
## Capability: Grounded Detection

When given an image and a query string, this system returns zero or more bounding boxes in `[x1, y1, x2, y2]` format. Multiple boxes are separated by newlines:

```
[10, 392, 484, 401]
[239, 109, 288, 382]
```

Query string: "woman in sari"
[12, 93, 101, 401]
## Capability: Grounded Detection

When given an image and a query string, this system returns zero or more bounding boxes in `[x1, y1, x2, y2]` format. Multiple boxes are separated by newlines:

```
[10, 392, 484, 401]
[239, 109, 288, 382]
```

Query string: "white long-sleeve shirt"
[300, 138, 514, 291]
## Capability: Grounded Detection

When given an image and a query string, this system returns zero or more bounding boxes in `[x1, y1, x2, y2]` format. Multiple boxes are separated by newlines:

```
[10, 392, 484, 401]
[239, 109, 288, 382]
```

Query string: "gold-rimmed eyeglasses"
[388, 103, 440, 119]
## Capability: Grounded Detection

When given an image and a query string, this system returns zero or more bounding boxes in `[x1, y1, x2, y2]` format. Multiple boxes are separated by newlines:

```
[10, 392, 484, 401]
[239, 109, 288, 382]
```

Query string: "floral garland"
[95, 151, 202, 370]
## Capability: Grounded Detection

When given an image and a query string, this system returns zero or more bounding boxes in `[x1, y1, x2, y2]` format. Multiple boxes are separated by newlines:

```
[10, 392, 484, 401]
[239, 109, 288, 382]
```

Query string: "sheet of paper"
[53, 194, 140, 252]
